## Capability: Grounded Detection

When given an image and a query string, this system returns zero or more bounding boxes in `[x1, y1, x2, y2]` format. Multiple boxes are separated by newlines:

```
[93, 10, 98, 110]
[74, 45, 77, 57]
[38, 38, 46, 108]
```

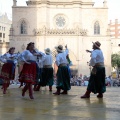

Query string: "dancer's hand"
[86, 50, 91, 53]
[65, 45, 67, 49]
[33, 53, 39, 56]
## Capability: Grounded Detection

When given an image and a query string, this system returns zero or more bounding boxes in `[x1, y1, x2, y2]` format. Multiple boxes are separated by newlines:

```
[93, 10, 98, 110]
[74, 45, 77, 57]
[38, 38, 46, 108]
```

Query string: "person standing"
[0, 47, 19, 94]
[81, 41, 106, 98]
[19, 42, 39, 99]
[53, 45, 71, 95]
[36, 48, 54, 91]
[34, 51, 45, 91]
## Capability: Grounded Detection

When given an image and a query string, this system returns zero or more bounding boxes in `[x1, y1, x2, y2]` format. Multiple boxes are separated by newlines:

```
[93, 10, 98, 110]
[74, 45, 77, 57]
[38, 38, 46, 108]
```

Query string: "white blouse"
[56, 49, 69, 66]
[19, 50, 37, 62]
[0, 53, 19, 64]
[89, 49, 104, 66]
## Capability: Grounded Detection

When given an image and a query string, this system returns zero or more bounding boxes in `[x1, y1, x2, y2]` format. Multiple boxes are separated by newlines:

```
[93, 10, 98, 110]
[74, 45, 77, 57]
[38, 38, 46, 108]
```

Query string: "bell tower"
[103, 0, 107, 8]
[13, 0, 17, 6]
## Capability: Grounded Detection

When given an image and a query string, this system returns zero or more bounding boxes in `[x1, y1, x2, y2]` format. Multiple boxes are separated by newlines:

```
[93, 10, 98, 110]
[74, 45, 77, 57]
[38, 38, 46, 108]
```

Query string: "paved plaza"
[0, 86, 119, 120]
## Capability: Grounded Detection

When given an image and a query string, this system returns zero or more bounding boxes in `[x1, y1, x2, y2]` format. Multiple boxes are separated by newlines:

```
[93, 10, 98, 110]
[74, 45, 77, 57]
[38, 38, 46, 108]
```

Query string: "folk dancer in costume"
[81, 41, 106, 98]
[36, 48, 54, 91]
[53, 45, 71, 95]
[19, 42, 40, 99]
[0, 47, 19, 94]
[33, 51, 45, 91]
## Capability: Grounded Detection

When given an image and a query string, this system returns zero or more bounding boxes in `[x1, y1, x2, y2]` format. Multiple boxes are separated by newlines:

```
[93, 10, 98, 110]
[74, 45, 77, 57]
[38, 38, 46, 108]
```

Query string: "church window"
[94, 21, 100, 35]
[54, 14, 67, 29]
[20, 20, 27, 34]
[3, 33, 5, 38]
[56, 16, 66, 28]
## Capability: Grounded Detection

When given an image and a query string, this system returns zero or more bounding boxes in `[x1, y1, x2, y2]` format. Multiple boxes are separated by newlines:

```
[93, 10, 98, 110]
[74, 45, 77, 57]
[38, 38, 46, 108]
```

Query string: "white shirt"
[0, 53, 19, 64]
[89, 49, 104, 66]
[40, 54, 53, 66]
[19, 50, 37, 62]
[56, 49, 69, 66]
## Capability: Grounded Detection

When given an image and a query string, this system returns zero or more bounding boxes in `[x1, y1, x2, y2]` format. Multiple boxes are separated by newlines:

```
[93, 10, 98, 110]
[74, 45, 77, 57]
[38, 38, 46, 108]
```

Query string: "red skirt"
[0, 63, 15, 81]
[19, 63, 36, 84]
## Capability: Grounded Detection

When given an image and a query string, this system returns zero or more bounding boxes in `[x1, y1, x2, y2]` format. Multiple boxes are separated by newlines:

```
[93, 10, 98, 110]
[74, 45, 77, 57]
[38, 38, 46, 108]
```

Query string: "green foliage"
[111, 53, 120, 68]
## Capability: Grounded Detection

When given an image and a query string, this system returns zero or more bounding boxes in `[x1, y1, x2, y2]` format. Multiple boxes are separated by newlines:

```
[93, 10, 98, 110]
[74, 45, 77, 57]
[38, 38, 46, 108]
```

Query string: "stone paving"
[0, 86, 120, 120]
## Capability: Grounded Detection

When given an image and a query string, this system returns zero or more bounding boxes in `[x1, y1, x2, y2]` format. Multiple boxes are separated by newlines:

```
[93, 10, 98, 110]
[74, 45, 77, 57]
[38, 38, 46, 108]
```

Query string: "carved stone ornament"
[33, 26, 88, 36]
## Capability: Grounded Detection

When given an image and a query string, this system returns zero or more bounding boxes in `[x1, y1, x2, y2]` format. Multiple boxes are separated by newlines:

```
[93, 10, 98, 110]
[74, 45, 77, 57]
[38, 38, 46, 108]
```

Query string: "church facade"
[10, 0, 111, 76]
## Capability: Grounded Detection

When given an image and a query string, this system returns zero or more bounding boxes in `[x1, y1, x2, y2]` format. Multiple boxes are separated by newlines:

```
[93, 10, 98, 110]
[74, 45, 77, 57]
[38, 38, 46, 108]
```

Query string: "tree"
[111, 53, 120, 77]
[111, 53, 120, 68]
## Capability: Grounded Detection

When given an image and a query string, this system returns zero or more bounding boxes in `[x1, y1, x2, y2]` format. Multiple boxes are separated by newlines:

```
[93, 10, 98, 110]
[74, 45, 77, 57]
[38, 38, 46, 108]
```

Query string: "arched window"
[94, 21, 100, 35]
[20, 20, 27, 34]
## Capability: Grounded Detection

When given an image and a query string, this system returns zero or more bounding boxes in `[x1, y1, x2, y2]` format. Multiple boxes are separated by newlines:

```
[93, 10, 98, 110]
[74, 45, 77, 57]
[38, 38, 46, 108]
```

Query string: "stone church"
[10, 0, 111, 76]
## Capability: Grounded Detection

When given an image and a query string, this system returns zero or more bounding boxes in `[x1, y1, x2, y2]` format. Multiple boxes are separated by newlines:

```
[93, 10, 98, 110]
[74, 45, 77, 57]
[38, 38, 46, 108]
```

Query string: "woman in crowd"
[0, 47, 19, 94]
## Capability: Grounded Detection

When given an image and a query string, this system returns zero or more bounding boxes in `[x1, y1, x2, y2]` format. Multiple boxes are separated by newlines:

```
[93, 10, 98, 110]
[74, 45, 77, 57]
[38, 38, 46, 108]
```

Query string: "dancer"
[81, 41, 106, 98]
[0, 47, 19, 94]
[19, 42, 40, 99]
[36, 48, 54, 91]
[34, 51, 45, 91]
[53, 45, 71, 95]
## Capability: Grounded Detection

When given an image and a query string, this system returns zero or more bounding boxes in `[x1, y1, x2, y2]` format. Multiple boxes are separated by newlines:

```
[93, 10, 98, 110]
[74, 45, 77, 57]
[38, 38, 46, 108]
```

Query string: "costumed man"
[81, 41, 106, 98]
[53, 45, 71, 95]
[19, 42, 40, 99]
[0, 47, 19, 94]
[36, 48, 54, 91]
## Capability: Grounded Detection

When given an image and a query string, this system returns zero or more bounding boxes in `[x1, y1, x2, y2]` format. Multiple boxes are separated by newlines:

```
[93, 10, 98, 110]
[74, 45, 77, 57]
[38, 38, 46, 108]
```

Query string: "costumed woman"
[53, 45, 71, 95]
[81, 41, 106, 98]
[36, 48, 54, 91]
[0, 47, 19, 94]
[19, 42, 40, 99]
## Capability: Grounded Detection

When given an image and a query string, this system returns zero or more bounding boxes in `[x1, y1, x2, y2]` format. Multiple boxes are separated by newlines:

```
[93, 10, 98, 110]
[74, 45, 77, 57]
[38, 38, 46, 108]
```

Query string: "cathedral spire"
[103, 0, 107, 8]
[13, 0, 17, 6]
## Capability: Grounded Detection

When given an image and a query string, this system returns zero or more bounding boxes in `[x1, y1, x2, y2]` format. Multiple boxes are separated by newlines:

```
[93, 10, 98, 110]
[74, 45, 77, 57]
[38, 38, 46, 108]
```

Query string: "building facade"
[10, 0, 111, 76]
[108, 19, 120, 54]
[0, 13, 11, 54]
[109, 19, 120, 39]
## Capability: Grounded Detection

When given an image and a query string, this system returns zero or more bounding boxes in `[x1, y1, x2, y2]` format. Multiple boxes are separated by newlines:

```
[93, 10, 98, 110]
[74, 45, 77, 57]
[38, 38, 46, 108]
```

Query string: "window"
[0, 26, 1, 30]
[0, 33, 2, 37]
[94, 21, 100, 35]
[4, 27, 5, 31]
[3, 33, 5, 38]
[56, 16, 66, 28]
[20, 20, 27, 34]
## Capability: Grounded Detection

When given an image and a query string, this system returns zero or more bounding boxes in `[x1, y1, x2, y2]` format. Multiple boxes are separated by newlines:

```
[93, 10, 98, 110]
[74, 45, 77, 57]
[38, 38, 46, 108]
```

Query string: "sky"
[0, 0, 120, 22]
